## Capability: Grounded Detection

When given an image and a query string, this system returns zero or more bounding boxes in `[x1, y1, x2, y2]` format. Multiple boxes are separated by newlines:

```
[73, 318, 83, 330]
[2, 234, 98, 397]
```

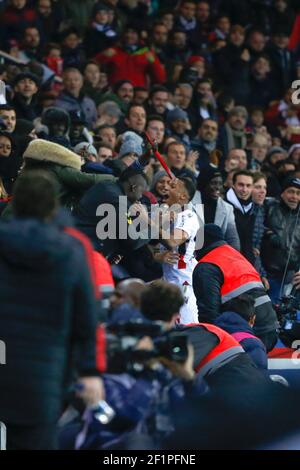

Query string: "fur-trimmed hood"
[23, 139, 82, 170]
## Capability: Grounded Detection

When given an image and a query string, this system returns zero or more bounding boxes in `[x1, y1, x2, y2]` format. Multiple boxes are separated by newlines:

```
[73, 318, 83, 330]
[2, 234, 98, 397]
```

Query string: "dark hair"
[221, 293, 255, 322]
[149, 85, 169, 100]
[252, 171, 267, 184]
[170, 28, 187, 38]
[147, 114, 165, 125]
[0, 131, 14, 150]
[126, 103, 146, 119]
[141, 280, 184, 321]
[96, 124, 116, 134]
[197, 77, 213, 88]
[12, 171, 58, 219]
[95, 142, 113, 152]
[83, 60, 101, 72]
[0, 104, 16, 113]
[113, 80, 133, 94]
[119, 166, 148, 184]
[232, 170, 253, 185]
[180, 0, 197, 6]
[166, 140, 186, 154]
[178, 177, 196, 201]
[249, 106, 264, 115]
[134, 86, 148, 93]
[60, 27, 81, 41]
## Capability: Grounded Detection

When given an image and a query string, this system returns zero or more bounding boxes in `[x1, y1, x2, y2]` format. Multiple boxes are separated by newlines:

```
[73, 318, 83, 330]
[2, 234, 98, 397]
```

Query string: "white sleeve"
[174, 211, 198, 239]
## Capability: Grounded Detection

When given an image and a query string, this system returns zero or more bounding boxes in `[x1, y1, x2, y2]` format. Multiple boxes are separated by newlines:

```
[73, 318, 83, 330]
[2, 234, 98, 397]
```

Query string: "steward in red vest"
[140, 280, 272, 391]
[177, 322, 270, 389]
[193, 224, 278, 352]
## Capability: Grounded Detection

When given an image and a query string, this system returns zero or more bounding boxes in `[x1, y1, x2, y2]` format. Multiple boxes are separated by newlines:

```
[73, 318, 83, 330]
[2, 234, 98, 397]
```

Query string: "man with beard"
[191, 119, 219, 171]
[261, 177, 300, 302]
[146, 86, 169, 120]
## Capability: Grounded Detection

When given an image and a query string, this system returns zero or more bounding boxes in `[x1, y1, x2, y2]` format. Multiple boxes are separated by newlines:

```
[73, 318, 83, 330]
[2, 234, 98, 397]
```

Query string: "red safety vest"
[198, 244, 263, 304]
[186, 322, 244, 376]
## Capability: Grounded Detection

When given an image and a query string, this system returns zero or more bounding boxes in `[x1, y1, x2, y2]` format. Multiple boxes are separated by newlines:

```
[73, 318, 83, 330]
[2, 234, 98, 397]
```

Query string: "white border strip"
[0, 422, 6, 450]
[268, 359, 300, 370]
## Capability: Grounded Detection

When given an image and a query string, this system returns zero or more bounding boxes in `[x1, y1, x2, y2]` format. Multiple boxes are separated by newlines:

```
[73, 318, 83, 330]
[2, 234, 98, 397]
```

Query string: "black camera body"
[274, 295, 300, 348]
[105, 320, 189, 374]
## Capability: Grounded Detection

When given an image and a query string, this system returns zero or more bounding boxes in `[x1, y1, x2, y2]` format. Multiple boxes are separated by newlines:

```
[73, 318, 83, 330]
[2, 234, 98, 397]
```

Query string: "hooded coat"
[22, 139, 115, 207]
[215, 311, 268, 370]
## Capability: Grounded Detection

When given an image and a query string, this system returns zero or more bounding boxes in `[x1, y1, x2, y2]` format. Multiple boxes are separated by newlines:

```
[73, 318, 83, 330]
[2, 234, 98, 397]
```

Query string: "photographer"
[261, 177, 300, 303]
[59, 284, 207, 450]
[140, 281, 273, 391]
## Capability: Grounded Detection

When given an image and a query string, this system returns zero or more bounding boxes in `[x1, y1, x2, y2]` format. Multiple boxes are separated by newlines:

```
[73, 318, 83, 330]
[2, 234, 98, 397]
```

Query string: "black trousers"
[6, 422, 57, 450]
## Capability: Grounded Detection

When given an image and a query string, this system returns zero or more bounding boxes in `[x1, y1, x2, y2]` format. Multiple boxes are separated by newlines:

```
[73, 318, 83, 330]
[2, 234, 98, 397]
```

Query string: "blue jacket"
[215, 311, 268, 370]
[60, 369, 208, 450]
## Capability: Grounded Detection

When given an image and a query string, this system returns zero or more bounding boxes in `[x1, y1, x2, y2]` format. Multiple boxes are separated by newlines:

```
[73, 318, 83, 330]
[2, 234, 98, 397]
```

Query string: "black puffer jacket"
[261, 199, 300, 277]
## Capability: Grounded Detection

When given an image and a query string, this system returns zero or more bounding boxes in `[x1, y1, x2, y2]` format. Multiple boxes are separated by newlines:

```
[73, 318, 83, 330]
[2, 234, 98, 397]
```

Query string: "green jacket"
[3, 162, 116, 215]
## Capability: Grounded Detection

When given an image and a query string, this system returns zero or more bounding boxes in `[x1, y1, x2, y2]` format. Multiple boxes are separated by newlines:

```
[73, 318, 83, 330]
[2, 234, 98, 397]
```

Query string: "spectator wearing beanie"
[74, 142, 114, 176]
[10, 72, 40, 121]
[118, 131, 144, 166]
[192, 164, 240, 249]
[166, 107, 191, 152]
[84, 2, 117, 57]
[150, 170, 170, 204]
[38, 107, 71, 148]
[261, 176, 300, 303]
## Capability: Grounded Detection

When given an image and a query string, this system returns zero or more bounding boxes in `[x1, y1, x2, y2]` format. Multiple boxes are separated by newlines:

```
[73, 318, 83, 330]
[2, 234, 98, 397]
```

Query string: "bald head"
[110, 278, 146, 309]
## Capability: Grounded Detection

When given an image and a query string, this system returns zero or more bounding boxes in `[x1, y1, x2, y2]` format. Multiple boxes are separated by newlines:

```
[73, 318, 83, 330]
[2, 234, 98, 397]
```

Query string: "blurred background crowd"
[0, 0, 300, 452]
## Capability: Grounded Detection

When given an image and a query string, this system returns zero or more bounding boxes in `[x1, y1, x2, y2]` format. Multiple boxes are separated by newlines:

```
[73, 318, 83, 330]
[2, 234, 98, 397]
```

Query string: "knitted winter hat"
[13, 72, 40, 88]
[119, 132, 144, 158]
[74, 142, 98, 157]
[42, 107, 70, 130]
[281, 176, 300, 193]
[166, 107, 188, 125]
[150, 170, 169, 191]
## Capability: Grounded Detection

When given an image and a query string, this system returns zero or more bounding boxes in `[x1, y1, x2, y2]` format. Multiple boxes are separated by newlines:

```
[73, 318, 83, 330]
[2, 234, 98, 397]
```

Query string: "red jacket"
[289, 14, 300, 50]
[96, 46, 166, 87]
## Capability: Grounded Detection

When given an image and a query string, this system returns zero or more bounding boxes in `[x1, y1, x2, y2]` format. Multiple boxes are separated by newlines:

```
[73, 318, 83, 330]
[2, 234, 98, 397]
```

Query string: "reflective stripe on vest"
[192, 323, 244, 377]
[198, 244, 263, 304]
